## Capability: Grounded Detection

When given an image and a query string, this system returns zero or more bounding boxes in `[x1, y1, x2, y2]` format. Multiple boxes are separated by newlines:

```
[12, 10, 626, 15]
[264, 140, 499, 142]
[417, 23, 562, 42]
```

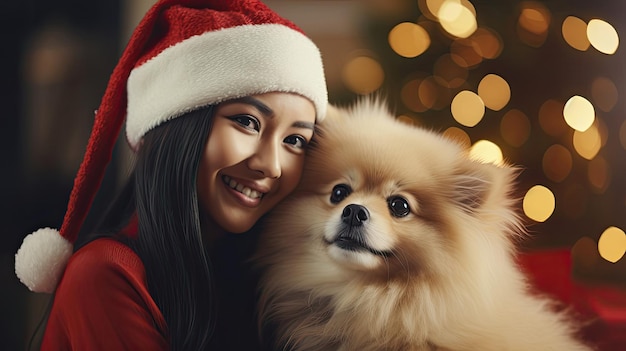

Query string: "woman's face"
[197, 92, 316, 234]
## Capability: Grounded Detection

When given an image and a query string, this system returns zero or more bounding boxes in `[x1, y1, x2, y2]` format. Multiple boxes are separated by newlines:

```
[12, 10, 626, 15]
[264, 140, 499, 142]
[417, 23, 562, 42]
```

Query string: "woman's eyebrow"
[292, 121, 314, 130]
[229, 96, 273, 116]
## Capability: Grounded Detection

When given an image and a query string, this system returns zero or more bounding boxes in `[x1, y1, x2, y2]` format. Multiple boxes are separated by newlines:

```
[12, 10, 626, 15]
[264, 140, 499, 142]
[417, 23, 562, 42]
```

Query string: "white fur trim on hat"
[126, 23, 327, 148]
[15, 228, 73, 293]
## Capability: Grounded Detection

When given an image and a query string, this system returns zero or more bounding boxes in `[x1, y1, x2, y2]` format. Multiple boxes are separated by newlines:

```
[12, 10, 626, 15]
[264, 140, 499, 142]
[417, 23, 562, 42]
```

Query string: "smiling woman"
[198, 93, 316, 236]
[13, 0, 327, 350]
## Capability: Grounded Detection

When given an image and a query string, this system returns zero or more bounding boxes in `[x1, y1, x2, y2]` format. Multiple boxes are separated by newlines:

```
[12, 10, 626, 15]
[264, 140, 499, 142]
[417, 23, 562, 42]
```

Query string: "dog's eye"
[388, 196, 410, 217]
[330, 184, 352, 204]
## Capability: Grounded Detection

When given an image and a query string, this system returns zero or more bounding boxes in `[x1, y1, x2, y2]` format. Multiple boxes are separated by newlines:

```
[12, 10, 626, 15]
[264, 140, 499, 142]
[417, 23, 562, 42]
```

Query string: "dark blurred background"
[1, 0, 624, 349]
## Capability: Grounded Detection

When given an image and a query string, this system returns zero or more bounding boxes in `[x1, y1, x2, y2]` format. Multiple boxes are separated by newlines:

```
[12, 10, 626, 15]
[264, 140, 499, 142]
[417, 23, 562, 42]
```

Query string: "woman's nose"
[247, 139, 281, 179]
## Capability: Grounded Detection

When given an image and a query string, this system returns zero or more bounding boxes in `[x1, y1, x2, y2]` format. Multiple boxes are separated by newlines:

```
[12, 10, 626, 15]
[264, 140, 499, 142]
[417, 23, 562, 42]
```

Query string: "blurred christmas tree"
[337, 0, 626, 283]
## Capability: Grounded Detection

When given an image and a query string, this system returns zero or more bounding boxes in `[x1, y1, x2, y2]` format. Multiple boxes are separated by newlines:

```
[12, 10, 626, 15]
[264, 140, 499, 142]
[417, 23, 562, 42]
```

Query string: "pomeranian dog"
[254, 98, 591, 351]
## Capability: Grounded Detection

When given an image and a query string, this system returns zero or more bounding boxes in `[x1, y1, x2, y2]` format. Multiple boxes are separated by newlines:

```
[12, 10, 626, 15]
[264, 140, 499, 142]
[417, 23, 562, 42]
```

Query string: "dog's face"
[260, 98, 520, 287]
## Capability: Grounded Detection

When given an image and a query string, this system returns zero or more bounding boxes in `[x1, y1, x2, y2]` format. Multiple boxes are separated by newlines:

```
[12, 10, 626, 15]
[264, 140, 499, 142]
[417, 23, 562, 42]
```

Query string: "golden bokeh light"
[451, 90, 484, 127]
[519, 7, 549, 34]
[419, 76, 439, 109]
[469, 140, 503, 165]
[587, 19, 619, 55]
[341, 55, 385, 95]
[450, 38, 483, 67]
[423, 0, 477, 19]
[588, 156, 610, 193]
[471, 27, 503, 59]
[477, 74, 511, 111]
[397, 114, 417, 126]
[563, 95, 595, 132]
[438, 0, 477, 38]
[422, 0, 449, 20]
[538, 99, 568, 137]
[591, 77, 618, 112]
[523, 185, 556, 222]
[500, 109, 530, 147]
[434, 54, 468, 88]
[542, 144, 572, 183]
[572, 122, 602, 160]
[597, 226, 626, 263]
[443, 126, 471, 149]
[422, 76, 453, 111]
[401, 79, 429, 113]
[561, 16, 590, 51]
[388, 22, 431, 58]
[517, 2, 550, 47]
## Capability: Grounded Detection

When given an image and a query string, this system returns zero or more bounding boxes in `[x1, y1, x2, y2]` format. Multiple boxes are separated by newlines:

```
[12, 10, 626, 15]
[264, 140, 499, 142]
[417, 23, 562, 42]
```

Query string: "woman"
[14, 0, 327, 350]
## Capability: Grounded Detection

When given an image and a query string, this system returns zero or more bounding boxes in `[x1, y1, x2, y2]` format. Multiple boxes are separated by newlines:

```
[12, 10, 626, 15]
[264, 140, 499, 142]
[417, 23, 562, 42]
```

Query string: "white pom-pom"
[15, 228, 73, 293]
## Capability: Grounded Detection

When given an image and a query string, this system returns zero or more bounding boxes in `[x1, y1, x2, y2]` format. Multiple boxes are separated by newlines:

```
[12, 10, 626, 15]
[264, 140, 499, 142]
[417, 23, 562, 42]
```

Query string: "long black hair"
[92, 106, 216, 350]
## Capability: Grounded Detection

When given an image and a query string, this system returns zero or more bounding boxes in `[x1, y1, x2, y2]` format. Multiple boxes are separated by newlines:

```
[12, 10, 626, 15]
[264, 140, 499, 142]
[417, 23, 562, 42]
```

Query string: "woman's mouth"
[222, 175, 264, 199]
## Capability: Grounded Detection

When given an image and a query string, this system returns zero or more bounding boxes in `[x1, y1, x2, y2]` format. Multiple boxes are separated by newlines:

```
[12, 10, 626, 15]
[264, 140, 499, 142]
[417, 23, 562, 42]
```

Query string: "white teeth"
[223, 176, 263, 199]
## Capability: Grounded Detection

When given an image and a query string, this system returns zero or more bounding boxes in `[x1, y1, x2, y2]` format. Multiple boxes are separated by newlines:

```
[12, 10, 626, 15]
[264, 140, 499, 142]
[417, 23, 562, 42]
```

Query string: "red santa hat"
[15, 0, 327, 293]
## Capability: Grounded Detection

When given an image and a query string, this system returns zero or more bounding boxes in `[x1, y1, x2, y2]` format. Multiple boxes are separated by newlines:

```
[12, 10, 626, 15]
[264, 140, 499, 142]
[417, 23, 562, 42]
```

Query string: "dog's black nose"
[342, 204, 369, 226]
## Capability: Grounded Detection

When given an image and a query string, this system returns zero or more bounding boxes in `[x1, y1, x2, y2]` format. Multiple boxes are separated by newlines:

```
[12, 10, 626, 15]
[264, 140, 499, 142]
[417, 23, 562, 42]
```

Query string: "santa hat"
[15, 0, 327, 293]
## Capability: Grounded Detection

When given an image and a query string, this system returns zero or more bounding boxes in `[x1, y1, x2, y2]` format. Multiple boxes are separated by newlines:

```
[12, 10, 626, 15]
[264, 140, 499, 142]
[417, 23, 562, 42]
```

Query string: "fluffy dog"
[255, 98, 591, 351]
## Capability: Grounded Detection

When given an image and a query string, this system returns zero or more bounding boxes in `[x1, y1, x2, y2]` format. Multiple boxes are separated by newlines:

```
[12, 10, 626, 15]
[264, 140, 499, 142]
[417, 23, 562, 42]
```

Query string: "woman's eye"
[230, 115, 260, 131]
[284, 135, 308, 149]
[330, 184, 352, 204]
[388, 196, 410, 217]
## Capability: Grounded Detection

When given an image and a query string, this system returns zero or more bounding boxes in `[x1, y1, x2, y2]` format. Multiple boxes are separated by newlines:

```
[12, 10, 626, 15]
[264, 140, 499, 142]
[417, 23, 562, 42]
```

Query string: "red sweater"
[42, 238, 169, 350]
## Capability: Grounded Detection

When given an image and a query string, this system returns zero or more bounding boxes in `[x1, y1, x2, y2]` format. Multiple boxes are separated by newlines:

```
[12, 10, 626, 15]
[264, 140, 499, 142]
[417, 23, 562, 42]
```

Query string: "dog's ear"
[452, 159, 518, 213]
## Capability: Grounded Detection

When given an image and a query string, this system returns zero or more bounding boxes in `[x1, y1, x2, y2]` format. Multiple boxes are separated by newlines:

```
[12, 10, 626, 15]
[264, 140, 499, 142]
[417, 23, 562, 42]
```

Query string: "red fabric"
[518, 249, 626, 351]
[42, 238, 168, 350]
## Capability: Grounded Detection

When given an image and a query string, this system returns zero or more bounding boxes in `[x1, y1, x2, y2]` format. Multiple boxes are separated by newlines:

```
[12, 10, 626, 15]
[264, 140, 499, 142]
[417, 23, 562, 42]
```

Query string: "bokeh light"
[451, 90, 484, 127]
[434, 54, 468, 88]
[401, 79, 429, 113]
[517, 2, 551, 47]
[563, 95, 595, 132]
[443, 126, 471, 149]
[469, 139, 503, 165]
[478, 74, 511, 111]
[538, 99, 568, 137]
[542, 144, 572, 183]
[470, 27, 503, 60]
[397, 114, 417, 126]
[500, 109, 530, 147]
[597, 226, 626, 263]
[572, 122, 602, 160]
[591, 77, 618, 112]
[388, 22, 431, 58]
[587, 19, 619, 55]
[523, 185, 556, 222]
[562, 16, 590, 51]
[422, 76, 454, 110]
[438, 0, 477, 38]
[588, 156, 610, 193]
[341, 55, 385, 95]
[450, 38, 483, 67]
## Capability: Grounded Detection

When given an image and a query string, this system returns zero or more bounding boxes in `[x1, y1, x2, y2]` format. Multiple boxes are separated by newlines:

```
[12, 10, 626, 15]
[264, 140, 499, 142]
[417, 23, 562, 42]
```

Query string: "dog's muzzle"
[328, 204, 390, 257]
